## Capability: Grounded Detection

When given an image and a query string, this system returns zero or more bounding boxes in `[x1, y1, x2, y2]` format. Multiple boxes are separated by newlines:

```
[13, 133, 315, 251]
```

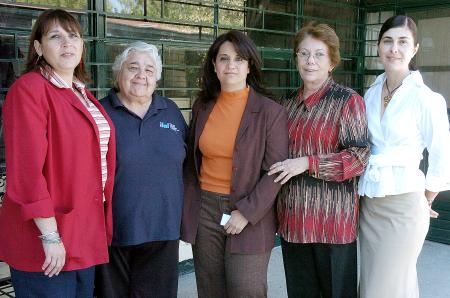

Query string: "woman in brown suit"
[181, 30, 288, 297]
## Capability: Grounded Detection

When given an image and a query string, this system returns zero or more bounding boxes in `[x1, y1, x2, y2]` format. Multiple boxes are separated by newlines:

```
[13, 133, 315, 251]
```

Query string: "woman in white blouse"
[358, 15, 450, 298]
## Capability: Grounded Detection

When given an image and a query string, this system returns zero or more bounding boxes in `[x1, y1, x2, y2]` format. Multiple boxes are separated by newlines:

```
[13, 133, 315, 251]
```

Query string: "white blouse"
[358, 71, 450, 198]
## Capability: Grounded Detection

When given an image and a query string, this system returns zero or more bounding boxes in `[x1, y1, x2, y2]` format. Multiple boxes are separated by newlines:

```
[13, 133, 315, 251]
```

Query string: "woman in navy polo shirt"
[95, 41, 187, 298]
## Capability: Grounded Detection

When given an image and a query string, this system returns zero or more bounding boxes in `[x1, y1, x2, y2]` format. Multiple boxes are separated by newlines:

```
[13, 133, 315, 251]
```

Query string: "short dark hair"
[293, 22, 341, 70]
[24, 9, 90, 83]
[378, 15, 418, 70]
[197, 30, 270, 104]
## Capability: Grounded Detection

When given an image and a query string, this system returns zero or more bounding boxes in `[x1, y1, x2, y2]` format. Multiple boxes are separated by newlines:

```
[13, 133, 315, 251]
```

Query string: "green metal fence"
[0, 0, 366, 106]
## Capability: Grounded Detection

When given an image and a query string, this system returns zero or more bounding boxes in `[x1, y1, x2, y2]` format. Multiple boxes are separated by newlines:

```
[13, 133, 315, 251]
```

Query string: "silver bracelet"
[39, 231, 62, 244]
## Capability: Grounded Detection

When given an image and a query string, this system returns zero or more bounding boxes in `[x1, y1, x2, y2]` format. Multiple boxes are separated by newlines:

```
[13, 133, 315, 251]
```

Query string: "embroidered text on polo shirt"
[160, 121, 180, 132]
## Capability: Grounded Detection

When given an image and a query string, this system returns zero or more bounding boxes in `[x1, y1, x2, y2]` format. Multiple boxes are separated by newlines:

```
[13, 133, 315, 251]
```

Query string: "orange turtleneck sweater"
[199, 87, 249, 194]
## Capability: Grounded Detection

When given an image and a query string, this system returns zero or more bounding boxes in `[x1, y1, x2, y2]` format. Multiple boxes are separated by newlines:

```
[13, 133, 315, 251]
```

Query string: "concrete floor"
[178, 240, 450, 298]
[1, 241, 448, 297]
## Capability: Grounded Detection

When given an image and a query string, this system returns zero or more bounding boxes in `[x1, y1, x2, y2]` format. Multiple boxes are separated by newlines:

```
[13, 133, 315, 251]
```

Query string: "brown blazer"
[181, 88, 288, 254]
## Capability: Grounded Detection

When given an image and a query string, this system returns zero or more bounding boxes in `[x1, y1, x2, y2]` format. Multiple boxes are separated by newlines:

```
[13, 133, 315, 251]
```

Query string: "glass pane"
[416, 16, 450, 108]
[304, 0, 358, 24]
[366, 12, 379, 25]
[219, 7, 244, 28]
[365, 57, 383, 70]
[106, 18, 213, 42]
[340, 39, 359, 56]
[422, 72, 450, 108]
[333, 73, 359, 91]
[249, 31, 293, 49]
[147, 0, 162, 18]
[15, 0, 87, 9]
[0, 6, 40, 30]
[218, 0, 245, 6]
[365, 40, 378, 57]
[96, 64, 114, 94]
[106, 0, 144, 16]
[417, 17, 450, 67]
[366, 24, 381, 41]
[364, 75, 377, 89]
[0, 35, 15, 59]
[246, 10, 263, 29]
[263, 69, 291, 92]
[0, 6, 88, 35]
[340, 58, 358, 73]
[247, 0, 296, 13]
[264, 11, 295, 32]
[164, 2, 214, 25]
[163, 46, 207, 98]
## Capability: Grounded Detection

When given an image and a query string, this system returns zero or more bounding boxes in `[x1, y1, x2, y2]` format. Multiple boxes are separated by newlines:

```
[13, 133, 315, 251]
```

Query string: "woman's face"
[214, 41, 250, 92]
[296, 36, 333, 88]
[378, 26, 418, 73]
[34, 22, 83, 78]
[117, 51, 157, 102]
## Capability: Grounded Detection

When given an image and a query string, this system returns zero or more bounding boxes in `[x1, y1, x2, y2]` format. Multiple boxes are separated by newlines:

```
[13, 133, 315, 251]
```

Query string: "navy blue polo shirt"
[101, 89, 187, 246]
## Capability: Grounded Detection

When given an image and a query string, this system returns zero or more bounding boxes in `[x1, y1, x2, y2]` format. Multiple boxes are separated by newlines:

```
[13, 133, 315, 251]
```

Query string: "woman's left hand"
[268, 157, 309, 184]
[425, 190, 439, 218]
[224, 210, 248, 235]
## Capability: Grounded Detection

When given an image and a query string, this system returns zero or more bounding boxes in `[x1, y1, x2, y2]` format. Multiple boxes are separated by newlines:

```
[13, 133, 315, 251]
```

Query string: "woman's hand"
[33, 217, 66, 277]
[42, 242, 66, 277]
[224, 210, 249, 235]
[425, 190, 439, 219]
[268, 157, 309, 184]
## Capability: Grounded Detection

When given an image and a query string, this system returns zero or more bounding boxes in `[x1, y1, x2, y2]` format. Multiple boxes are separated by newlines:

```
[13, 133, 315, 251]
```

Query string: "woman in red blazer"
[0, 9, 115, 297]
[181, 30, 288, 297]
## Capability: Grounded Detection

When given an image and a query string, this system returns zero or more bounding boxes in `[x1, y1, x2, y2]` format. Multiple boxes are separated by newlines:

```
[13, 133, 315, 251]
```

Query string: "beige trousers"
[359, 192, 429, 298]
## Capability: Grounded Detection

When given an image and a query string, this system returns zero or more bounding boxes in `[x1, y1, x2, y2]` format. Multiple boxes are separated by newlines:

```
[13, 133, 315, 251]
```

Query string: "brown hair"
[24, 9, 90, 83]
[293, 22, 341, 69]
[197, 30, 270, 104]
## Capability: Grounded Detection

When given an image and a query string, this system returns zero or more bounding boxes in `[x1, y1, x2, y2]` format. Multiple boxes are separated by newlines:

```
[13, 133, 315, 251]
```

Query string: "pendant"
[384, 95, 391, 106]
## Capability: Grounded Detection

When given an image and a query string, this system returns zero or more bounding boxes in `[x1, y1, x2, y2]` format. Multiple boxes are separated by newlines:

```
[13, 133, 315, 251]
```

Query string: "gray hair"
[112, 41, 162, 89]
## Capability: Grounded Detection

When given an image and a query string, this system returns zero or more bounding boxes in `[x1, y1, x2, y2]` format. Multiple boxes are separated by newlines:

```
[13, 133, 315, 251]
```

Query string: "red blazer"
[0, 72, 116, 271]
[181, 88, 288, 254]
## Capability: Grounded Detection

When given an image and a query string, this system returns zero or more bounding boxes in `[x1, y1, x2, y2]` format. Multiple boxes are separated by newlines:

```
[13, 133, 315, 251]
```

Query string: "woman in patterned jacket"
[269, 22, 370, 298]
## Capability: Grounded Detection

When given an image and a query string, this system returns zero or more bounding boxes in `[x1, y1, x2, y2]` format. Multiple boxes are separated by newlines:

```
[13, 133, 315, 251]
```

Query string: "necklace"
[383, 80, 402, 106]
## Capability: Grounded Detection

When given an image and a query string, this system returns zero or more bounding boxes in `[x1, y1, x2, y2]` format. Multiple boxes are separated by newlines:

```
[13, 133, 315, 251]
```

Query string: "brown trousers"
[192, 190, 271, 298]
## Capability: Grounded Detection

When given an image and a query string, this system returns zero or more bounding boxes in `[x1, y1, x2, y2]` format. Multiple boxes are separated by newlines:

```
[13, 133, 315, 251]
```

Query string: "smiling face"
[34, 21, 83, 80]
[117, 51, 157, 102]
[296, 36, 333, 88]
[213, 41, 250, 92]
[378, 26, 419, 73]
